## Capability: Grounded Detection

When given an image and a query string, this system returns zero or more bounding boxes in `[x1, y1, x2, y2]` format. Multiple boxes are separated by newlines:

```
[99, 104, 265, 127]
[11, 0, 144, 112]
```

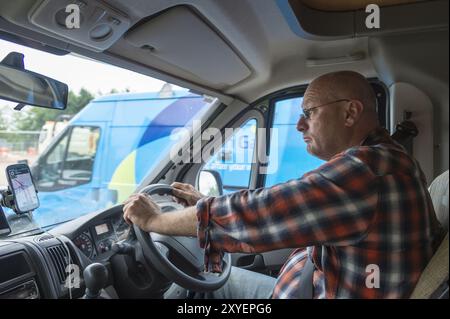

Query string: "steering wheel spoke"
[153, 241, 169, 258]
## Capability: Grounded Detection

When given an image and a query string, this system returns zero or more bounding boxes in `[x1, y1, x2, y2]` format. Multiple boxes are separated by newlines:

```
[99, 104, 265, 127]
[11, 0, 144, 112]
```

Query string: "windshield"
[0, 39, 215, 237]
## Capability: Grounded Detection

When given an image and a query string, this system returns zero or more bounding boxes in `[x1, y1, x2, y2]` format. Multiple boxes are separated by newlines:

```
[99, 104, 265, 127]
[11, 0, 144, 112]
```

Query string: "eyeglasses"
[301, 99, 351, 120]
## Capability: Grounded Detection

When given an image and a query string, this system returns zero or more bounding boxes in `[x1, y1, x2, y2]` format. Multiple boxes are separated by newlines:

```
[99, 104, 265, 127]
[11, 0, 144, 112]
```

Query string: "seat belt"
[297, 255, 316, 299]
[391, 120, 418, 154]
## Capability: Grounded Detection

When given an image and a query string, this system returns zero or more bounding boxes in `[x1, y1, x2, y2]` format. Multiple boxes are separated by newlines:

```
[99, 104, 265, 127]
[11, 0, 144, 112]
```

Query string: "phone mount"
[0, 187, 34, 215]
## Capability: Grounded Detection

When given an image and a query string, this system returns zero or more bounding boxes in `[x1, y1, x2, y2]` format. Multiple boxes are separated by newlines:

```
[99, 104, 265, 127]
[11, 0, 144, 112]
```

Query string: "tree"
[14, 88, 95, 131]
[65, 88, 95, 115]
[0, 115, 7, 131]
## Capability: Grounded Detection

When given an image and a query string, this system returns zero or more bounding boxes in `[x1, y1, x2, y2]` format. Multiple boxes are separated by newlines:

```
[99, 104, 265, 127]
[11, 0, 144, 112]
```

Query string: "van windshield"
[0, 40, 215, 237]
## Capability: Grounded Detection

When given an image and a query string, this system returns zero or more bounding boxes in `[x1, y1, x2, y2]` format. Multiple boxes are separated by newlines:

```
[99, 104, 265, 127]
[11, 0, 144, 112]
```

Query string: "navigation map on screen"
[8, 165, 39, 212]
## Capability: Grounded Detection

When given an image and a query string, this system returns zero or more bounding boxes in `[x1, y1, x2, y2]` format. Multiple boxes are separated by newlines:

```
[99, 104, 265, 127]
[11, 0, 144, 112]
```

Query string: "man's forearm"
[149, 206, 198, 237]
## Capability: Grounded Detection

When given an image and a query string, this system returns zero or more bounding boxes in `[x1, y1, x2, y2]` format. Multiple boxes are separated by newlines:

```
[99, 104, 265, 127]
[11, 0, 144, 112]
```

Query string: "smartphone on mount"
[5, 164, 39, 214]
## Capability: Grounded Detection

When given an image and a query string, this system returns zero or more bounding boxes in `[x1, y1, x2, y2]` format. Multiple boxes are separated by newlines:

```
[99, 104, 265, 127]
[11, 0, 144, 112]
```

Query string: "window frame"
[199, 117, 259, 193]
[194, 109, 265, 192]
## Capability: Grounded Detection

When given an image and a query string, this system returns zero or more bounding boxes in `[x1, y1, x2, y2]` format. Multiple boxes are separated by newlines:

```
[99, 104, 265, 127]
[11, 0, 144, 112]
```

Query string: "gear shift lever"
[83, 263, 109, 299]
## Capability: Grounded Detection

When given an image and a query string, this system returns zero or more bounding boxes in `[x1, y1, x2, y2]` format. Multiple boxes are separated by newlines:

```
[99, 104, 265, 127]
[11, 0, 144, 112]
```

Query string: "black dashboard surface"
[0, 204, 128, 299]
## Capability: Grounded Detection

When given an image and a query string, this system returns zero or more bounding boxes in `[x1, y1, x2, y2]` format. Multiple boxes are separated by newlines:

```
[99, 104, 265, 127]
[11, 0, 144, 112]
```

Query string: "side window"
[201, 119, 257, 194]
[264, 97, 324, 187]
[46, 133, 68, 165]
[36, 126, 100, 190]
[63, 127, 100, 180]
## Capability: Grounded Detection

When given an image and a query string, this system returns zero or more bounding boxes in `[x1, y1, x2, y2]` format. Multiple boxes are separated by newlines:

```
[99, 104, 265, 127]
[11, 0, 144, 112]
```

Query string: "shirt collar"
[360, 127, 393, 146]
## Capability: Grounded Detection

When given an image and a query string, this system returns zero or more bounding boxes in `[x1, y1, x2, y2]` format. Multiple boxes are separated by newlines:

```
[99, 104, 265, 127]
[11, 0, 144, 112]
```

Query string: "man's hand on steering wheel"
[171, 182, 205, 206]
[123, 194, 161, 232]
[121, 184, 232, 291]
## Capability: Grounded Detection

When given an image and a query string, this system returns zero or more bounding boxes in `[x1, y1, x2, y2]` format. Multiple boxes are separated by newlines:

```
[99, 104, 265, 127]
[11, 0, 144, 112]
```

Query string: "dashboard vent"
[35, 234, 54, 242]
[47, 245, 70, 284]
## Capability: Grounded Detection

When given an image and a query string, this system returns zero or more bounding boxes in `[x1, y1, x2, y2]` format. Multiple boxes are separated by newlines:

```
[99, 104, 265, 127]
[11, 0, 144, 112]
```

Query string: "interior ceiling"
[300, 0, 426, 11]
[0, 0, 377, 103]
[0, 0, 446, 105]
[104, 0, 375, 102]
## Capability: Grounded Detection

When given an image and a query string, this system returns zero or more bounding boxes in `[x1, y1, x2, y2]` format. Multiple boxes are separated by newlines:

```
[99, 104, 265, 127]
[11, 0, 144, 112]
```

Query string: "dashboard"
[0, 204, 133, 299]
[0, 193, 189, 299]
[72, 214, 129, 260]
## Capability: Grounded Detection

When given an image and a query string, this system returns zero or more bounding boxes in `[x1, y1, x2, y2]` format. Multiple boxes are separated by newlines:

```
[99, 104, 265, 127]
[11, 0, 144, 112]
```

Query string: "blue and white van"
[30, 90, 212, 226]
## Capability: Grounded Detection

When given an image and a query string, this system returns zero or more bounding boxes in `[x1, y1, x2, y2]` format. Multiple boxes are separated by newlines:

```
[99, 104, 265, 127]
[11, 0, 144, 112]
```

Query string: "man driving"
[123, 71, 443, 298]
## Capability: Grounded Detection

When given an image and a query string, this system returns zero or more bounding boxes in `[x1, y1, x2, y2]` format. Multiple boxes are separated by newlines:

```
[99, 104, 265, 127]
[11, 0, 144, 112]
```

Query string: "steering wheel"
[133, 184, 231, 292]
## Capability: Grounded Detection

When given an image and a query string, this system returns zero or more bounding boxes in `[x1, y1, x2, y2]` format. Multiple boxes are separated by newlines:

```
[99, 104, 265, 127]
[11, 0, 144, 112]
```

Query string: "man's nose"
[297, 115, 308, 132]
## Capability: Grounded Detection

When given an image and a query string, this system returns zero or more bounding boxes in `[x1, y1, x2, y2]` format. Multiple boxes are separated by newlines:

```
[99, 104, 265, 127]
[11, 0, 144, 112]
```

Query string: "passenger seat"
[411, 170, 449, 299]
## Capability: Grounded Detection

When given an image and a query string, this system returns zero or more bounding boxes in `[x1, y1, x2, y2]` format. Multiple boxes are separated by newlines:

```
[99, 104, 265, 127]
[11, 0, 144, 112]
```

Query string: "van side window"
[201, 119, 257, 194]
[264, 97, 324, 187]
[36, 126, 100, 191]
[46, 133, 69, 166]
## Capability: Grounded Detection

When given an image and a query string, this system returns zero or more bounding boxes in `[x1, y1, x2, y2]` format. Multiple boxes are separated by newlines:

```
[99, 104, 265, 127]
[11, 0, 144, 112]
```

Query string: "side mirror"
[198, 170, 223, 196]
[0, 52, 68, 110]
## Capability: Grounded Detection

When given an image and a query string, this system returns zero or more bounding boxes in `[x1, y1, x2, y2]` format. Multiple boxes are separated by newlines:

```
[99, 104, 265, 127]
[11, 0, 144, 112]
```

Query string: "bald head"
[304, 71, 378, 117]
[298, 71, 380, 160]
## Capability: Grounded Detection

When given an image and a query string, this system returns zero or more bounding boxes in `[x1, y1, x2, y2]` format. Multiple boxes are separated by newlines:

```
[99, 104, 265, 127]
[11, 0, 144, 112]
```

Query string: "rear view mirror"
[0, 52, 68, 110]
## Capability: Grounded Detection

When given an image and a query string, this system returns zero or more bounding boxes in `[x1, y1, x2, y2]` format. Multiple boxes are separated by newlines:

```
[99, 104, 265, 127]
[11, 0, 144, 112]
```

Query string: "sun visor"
[124, 6, 251, 87]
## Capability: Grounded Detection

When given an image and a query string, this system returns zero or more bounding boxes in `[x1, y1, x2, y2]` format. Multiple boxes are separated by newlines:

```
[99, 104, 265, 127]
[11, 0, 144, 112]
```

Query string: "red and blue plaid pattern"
[196, 128, 443, 298]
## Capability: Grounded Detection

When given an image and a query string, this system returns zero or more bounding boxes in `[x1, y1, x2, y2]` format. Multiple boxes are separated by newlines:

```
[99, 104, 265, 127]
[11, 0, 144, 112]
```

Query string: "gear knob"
[83, 263, 109, 299]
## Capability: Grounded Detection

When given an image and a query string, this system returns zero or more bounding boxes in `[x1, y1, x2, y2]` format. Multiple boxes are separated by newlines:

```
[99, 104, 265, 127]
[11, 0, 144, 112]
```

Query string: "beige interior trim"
[124, 6, 251, 89]
[389, 83, 434, 184]
[410, 233, 449, 298]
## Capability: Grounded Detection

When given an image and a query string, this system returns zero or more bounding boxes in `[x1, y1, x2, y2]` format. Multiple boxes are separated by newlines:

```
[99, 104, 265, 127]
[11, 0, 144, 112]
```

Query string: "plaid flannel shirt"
[196, 127, 443, 298]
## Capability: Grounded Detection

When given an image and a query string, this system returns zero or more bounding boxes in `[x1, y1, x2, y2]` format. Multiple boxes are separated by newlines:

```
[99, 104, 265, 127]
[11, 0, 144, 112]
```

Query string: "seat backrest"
[410, 233, 448, 299]
[428, 170, 449, 232]
[410, 170, 449, 299]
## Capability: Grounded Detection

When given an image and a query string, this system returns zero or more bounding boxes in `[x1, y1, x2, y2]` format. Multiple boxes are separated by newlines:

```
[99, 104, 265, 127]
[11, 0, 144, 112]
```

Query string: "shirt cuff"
[196, 197, 223, 273]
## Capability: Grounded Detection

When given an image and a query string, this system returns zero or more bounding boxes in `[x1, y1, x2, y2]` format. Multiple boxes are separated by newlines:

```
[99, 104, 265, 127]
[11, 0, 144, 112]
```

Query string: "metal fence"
[0, 131, 40, 186]
[0, 130, 40, 156]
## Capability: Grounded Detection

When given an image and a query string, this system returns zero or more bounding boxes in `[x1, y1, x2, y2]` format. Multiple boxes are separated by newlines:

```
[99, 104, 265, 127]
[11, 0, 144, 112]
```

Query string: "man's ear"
[344, 100, 364, 127]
